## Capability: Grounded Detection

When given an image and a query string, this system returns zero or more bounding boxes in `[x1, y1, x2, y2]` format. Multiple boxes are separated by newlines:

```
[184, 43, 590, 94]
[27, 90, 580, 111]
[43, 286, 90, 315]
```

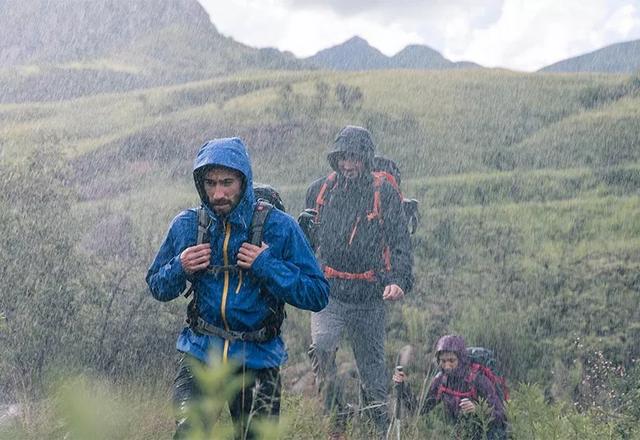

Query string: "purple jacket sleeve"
[475, 373, 507, 426]
[399, 375, 442, 416]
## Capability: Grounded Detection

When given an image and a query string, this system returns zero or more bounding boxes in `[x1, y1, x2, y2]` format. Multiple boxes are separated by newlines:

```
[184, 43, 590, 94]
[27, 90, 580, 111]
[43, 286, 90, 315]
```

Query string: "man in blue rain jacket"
[147, 137, 329, 439]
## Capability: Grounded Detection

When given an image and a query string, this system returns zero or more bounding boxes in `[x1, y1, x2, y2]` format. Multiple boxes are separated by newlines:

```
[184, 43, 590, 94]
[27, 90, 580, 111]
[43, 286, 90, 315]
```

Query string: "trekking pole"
[394, 365, 403, 440]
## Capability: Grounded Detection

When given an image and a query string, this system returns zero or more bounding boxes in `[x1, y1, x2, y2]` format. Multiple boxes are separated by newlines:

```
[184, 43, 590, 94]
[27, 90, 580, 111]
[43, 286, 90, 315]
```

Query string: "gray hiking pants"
[309, 296, 389, 435]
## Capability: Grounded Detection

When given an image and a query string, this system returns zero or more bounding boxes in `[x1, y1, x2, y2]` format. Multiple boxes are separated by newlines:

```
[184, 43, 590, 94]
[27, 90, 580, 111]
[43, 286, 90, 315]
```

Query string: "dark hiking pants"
[172, 354, 281, 440]
[309, 296, 389, 436]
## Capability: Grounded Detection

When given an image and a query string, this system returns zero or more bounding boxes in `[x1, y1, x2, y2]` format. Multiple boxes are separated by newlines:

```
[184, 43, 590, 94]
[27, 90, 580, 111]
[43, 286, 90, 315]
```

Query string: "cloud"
[282, 0, 503, 26]
[198, 0, 640, 70]
[199, 0, 432, 56]
[447, 0, 640, 70]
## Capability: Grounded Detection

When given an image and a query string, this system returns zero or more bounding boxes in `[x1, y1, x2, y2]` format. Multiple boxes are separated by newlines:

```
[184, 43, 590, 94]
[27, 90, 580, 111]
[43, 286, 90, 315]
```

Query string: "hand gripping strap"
[183, 207, 211, 299]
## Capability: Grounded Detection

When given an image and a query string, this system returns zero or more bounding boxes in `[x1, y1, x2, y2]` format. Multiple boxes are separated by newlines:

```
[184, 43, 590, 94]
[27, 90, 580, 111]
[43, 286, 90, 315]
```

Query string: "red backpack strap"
[436, 384, 478, 401]
[464, 364, 481, 401]
[476, 364, 510, 401]
[435, 373, 476, 402]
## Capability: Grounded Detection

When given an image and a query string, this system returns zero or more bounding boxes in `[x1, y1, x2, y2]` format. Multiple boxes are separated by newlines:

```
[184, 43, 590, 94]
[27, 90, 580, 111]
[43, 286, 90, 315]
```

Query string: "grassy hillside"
[2, 69, 635, 178]
[1, 67, 640, 438]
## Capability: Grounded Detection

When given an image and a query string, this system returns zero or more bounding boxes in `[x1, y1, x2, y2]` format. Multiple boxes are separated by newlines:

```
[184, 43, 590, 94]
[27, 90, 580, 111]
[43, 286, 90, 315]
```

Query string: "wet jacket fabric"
[401, 335, 506, 436]
[147, 137, 329, 368]
[306, 171, 413, 303]
[306, 125, 413, 303]
[425, 335, 506, 425]
[421, 368, 506, 425]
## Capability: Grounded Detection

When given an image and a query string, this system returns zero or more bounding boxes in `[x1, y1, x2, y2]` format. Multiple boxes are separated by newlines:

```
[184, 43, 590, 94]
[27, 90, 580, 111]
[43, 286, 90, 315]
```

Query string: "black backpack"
[184, 184, 287, 341]
[373, 156, 420, 235]
[466, 346, 510, 402]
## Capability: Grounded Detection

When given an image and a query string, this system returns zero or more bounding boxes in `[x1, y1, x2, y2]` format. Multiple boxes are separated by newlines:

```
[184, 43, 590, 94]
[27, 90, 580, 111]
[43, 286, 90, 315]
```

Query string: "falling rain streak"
[1, 1, 640, 439]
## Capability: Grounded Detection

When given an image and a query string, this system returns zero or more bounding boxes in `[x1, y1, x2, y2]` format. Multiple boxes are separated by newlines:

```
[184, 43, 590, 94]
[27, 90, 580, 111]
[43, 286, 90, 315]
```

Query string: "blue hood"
[193, 137, 255, 225]
[148, 136, 330, 368]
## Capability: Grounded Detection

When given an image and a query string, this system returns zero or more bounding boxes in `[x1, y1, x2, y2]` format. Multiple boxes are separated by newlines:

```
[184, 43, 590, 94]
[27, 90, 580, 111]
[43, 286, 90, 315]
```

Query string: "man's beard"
[212, 200, 233, 215]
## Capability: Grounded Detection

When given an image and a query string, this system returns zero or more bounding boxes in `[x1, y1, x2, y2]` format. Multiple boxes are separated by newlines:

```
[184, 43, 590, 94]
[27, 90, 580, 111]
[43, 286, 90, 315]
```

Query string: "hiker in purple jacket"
[393, 335, 507, 440]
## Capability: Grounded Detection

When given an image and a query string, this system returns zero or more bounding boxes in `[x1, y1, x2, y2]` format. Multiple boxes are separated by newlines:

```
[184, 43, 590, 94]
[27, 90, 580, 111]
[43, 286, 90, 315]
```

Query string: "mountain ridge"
[304, 36, 481, 70]
[0, 0, 304, 102]
[539, 39, 640, 73]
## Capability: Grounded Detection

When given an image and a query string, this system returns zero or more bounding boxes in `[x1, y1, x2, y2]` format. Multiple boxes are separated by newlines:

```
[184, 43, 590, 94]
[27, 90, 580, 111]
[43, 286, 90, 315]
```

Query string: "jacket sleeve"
[251, 214, 329, 312]
[380, 182, 414, 292]
[145, 211, 194, 302]
[305, 177, 325, 209]
[475, 373, 507, 426]
[398, 375, 441, 416]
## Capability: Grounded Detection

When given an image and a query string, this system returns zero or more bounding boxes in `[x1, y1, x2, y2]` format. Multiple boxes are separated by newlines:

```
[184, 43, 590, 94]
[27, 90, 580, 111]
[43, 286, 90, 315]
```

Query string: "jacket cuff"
[250, 246, 273, 280]
[171, 255, 189, 281]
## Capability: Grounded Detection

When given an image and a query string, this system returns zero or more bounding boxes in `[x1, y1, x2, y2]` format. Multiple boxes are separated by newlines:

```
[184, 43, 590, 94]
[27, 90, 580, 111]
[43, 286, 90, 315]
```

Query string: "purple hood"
[435, 335, 469, 377]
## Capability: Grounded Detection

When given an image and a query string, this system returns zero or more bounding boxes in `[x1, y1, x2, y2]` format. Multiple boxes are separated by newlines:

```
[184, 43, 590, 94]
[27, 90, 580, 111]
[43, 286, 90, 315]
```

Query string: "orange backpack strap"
[367, 172, 386, 221]
[314, 172, 337, 220]
[374, 170, 402, 197]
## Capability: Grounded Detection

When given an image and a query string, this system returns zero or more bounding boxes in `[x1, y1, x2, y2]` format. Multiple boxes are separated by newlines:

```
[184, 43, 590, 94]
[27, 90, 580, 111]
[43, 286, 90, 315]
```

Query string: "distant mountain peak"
[327, 36, 385, 55]
[343, 36, 371, 46]
[0, 0, 305, 101]
[539, 39, 640, 73]
[306, 36, 480, 71]
[0, 0, 216, 65]
[306, 35, 389, 70]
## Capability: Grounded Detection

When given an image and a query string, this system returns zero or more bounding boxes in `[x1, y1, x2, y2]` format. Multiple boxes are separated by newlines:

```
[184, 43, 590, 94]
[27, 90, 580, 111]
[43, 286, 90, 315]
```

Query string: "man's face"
[337, 154, 365, 180]
[203, 167, 244, 216]
[438, 351, 459, 373]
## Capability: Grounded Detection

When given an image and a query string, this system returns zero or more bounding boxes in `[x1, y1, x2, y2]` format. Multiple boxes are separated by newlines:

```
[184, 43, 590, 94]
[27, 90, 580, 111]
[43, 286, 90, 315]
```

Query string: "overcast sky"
[197, 0, 640, 71]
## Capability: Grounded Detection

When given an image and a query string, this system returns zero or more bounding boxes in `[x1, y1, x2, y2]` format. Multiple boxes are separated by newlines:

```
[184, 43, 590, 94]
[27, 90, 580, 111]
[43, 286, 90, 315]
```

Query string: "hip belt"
[323, 265, 377, 282]
[192, 317, 273, 343]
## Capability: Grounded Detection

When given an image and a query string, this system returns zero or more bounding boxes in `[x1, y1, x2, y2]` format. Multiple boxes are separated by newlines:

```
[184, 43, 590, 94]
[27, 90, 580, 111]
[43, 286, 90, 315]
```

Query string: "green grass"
[2, 66, 640, 439]
[5, 376, 639, 440]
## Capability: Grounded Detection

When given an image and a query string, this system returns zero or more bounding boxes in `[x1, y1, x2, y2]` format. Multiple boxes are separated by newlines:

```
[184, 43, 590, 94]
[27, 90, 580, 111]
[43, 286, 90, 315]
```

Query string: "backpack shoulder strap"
[196, 206, 210, 244]
[249, 200, 274, 245]
[472, 363, 510, 401]
[183, 206, 211, 300]
[435, 373, 477, 401]
[367, 172, 388, 221]
[314, 172, 338, 214]
[373, 170, 402, 196]
[248, 200, 286, 339]
[468, 363, 482, 382]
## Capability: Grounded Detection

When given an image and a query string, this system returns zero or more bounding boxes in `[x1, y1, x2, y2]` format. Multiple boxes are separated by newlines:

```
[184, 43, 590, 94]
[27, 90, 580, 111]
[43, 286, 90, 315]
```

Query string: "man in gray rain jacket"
[147, 137, 329, 439]
[304, 126, 414, 439]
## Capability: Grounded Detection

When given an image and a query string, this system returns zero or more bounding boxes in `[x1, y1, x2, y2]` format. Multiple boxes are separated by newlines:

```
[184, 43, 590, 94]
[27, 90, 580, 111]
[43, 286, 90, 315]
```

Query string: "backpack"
[302, 156, 417, 280]
[436, 347, 510, 403]
[466, 346, 509, 402]
[183, 184, 287, 342]
[373, 156, 420, 235]
[310, 155, 418, 234]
